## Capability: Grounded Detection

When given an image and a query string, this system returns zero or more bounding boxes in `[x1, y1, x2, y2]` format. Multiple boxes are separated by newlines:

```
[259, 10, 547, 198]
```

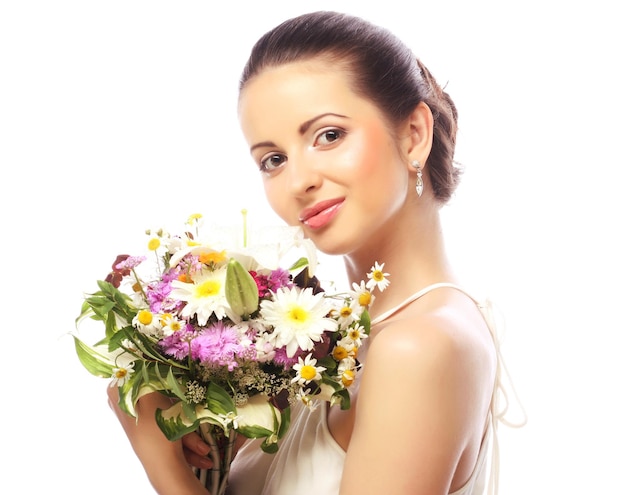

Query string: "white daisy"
[350, 280, 376, 309]
[260, 287, 336, 357]
[109, 357, 135, 388]
[159, 312, 185, 337]
[132, 309, 161, 337]
[291, 354, 326, 385]
[366, 261, 390, 291]
[344, 324, 368, 347]
[334, 302, 358, 329]
[170, 265, 229, 325]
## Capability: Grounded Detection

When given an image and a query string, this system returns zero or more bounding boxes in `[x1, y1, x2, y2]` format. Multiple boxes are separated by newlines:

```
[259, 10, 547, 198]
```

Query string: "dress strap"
[370, 282, 475, 327]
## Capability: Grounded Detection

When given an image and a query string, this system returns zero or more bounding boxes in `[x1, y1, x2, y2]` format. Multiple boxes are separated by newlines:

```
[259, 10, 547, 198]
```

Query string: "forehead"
[238, 60, 376, 137]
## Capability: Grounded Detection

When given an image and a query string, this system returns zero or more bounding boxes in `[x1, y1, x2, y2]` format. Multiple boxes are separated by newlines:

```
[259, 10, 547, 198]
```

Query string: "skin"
[108, 57, 497, 495]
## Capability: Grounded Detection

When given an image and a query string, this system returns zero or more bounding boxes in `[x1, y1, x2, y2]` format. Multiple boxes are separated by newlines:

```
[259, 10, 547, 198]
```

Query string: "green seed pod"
[225, 258, 259, 319]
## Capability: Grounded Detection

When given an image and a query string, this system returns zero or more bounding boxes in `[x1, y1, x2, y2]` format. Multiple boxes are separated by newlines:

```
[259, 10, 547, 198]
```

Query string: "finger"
[182, 431, 211, 457]
[184, 449, 214, 470]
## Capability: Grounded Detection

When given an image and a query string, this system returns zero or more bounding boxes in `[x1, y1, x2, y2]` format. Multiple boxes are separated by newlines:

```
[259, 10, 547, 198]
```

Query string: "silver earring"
[411, 160, 423, 197]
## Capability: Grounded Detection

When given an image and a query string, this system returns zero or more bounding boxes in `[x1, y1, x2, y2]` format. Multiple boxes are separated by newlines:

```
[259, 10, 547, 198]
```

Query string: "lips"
[299, 198, 344, 229]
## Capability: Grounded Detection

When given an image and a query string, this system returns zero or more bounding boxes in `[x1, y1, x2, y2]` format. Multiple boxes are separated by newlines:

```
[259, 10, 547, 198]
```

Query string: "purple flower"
[160, 325, 195, 360]
[272, 346, 301, 368]
[268, 268, 293, 292]
[115, 255, 147, 271]
[146, 280, 174, 313]
[191, 321, 249, 371]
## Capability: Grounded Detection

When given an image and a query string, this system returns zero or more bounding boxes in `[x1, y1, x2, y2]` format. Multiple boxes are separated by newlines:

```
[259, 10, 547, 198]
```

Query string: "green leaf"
[155, 402, 225, 441]
[317, 355, 337, 372]
[277, 407, 291, 439]
[288, 257, 309, 273]
[237, 424, 274, 439]
[206, 382, 236, 415]
[165, 367, 187, 402]
[359, 309, 371, 335]
[333, 389, 351, 410]
[261, 438, 279, 454]
[73, 336, 114, 378]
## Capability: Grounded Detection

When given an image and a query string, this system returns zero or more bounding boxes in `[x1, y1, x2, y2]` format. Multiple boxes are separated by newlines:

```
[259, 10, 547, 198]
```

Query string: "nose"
[286, 153, 322, 196]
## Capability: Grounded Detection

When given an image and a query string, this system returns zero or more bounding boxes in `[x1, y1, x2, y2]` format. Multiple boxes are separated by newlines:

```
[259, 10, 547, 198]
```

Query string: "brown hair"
[239, 11, 461, 203]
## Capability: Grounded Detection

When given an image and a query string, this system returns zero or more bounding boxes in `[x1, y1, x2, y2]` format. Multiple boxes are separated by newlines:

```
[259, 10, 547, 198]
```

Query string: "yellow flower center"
[348, 328, 361, 340]
[288, 305, 309, 323]
[137, 310, 153, 325]
[372, 270, 384, 282]
[300, 365, 317, 381]
[114, 368, 128, 379]
[148, 238, 161, 251]
[339, 306, 352, 318]
[342, 369, 355, 387]
[358, 292, 372, 306]
[196, 279, 221, 298]
[333, 346, 349, 361]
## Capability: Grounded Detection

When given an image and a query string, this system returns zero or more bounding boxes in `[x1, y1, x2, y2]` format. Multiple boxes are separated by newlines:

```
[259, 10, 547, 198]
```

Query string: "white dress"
[226, 283, 524, 495]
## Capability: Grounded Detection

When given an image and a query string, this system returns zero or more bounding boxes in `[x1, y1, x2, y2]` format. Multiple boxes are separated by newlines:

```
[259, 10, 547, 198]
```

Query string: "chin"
[307, 233, 354, 257]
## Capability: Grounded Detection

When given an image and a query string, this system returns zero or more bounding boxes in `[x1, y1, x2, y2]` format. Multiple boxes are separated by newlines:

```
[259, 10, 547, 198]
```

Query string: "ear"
[403, 101, 434, 169]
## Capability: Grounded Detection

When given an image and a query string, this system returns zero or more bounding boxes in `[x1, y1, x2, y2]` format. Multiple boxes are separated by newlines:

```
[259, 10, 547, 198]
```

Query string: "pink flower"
[115, 255, 147, 271]
[272, 346, 302, 368]
[160, 325, 195, 359]
[191, 322, 250, 371]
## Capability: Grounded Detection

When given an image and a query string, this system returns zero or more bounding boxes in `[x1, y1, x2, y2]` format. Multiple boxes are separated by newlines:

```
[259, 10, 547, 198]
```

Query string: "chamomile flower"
[333, 303, 358, 328]
[345, 324, 368, 346]
[366, 261, 390, 291]
[340, 368, 356, 387]
[133, 308, 161, 337]
[337, 357, 359, 387]
[110, 359, 135, 387]
[291, 353, 326, 385]
[170, 265, 229, 325]
[260, 286, 336, 357]
[350, 280, 376, 309]
[159, 312, 185, 336]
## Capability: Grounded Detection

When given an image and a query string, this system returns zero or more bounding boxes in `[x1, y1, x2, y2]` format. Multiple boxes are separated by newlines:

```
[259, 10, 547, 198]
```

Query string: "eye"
[314, 128, 345, 147]
[259, 153, 287, 173]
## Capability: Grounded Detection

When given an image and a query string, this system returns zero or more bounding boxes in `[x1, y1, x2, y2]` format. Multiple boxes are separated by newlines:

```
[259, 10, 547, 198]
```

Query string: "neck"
[341, 204, 456, 322]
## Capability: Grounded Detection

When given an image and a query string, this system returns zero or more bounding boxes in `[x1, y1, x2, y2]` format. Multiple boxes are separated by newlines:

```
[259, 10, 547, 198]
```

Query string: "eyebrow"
[298, 112, 347, 134]
[249, 112, 348, 154]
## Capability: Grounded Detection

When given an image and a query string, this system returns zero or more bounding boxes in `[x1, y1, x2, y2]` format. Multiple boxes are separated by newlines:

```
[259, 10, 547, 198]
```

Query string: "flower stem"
[196, 424, 237, 495]
[241, 209, 248, 248]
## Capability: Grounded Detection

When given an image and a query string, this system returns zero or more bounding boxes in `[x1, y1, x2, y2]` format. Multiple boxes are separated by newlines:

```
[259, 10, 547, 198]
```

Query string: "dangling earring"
[411, 160, 423, 197]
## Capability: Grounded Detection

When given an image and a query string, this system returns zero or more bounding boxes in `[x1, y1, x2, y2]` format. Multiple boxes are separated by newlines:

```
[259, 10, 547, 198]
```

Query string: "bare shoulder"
[367, 288, 495, 376]
[340, 289, 496, 494]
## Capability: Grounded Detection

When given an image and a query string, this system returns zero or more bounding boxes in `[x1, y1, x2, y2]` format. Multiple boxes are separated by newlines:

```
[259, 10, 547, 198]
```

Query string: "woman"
[109, 10, 518, 495]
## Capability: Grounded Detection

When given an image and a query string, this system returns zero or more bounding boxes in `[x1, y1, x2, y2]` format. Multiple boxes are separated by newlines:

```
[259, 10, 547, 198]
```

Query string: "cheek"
[343, 123, 399, 183]
[263, 181, 298, 225]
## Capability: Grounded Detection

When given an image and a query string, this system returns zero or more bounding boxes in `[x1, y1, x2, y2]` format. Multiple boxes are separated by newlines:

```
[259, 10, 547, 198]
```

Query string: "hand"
[182, 429, 249, 470]
[182, 431, 213, 470]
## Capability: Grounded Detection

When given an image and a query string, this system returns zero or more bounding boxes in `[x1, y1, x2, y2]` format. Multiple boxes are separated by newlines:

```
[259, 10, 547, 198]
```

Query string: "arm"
[339, 312, 494, 495]
[107, 387, 211, 495]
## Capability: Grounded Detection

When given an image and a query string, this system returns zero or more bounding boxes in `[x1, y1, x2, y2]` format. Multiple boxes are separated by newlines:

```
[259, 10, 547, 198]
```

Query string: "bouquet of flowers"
[73, 213, 389, 495]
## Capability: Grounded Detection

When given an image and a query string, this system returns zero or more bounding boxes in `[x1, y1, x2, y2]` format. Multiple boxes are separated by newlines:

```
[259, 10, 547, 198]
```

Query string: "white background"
[1, 1, 624, 493]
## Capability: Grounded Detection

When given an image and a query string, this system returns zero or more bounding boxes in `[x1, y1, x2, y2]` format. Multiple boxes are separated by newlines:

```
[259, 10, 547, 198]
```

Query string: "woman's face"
[238, 59, 411, 256]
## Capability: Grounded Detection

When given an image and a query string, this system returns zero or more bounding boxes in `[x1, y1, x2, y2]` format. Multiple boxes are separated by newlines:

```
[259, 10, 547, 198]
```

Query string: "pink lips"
[299, 198, 344, 229]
